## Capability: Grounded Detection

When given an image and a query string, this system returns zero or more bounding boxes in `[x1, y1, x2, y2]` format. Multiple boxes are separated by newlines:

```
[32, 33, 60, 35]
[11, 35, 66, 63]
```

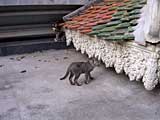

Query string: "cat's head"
[89, 58, 101, 67]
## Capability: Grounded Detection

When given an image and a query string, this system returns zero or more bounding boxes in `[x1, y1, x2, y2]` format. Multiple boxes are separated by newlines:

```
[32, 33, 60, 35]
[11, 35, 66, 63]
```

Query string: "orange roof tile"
[63, 0, 146, 42]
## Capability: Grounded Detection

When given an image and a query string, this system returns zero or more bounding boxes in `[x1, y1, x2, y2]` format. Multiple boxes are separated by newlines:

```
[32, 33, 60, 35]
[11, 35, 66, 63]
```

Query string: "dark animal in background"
[60, 58, 100, 86]
[52, 22, 66, 42]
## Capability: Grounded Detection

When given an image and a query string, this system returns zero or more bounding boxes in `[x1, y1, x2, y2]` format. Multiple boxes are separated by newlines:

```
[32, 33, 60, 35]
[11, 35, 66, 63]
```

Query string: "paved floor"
[0, 49, 160, 120]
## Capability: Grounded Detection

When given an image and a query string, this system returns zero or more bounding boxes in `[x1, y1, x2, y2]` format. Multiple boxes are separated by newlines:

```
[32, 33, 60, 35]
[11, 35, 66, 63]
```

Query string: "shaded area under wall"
[0, 5, 81, 56]
[0, 38, 74, 56]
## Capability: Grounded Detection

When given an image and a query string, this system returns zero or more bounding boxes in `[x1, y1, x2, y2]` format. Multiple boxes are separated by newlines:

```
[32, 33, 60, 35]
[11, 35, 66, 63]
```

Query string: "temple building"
[62, 0, 160, 90]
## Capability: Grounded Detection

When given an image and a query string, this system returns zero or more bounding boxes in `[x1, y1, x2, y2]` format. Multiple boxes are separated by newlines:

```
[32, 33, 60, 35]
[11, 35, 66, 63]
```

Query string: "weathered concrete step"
[0, 5, 81, 41]
[0, 39, 72, 56]
[0, 24, 54, 39]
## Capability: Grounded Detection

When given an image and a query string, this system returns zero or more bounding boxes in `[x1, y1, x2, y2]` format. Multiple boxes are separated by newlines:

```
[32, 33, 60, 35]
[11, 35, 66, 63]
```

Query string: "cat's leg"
[85, 72, 94, 84]
[69, 72, 75, 85]
[89, 72, 94, 80]
[84, 73, 89, 84]
[74, 74, 82, 86]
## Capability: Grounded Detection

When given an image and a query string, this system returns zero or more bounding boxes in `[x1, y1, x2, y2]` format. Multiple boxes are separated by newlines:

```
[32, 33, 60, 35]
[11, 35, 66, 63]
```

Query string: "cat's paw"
[84, 81, 89, 84]
[90, 77, 94, 80]
[70, 82, 75, 85]
[76, 82, 83, 86]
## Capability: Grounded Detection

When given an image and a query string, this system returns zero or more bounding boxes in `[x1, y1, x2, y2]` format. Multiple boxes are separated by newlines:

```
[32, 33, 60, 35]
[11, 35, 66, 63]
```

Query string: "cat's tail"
[60, 69, 69, 80]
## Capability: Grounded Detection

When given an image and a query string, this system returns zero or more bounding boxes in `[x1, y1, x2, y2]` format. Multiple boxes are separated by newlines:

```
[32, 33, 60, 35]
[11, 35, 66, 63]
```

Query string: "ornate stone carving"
[65, 29, 160, 90]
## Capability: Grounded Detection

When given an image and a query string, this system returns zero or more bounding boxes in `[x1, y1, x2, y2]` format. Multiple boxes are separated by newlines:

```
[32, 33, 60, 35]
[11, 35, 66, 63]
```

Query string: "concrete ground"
[0, 49, 160, 120]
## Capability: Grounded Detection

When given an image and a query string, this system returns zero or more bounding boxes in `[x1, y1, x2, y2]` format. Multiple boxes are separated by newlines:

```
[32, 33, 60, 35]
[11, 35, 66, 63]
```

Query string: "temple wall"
[65, 29, 160, 90]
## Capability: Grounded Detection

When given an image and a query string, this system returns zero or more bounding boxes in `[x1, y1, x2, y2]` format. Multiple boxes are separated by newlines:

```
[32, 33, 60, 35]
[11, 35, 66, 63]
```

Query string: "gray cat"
[60, 58, 100, 86]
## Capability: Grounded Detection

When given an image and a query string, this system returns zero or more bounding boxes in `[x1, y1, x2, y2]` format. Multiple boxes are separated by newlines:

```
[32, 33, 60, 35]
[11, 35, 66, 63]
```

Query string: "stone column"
[145, 0, 160, 43]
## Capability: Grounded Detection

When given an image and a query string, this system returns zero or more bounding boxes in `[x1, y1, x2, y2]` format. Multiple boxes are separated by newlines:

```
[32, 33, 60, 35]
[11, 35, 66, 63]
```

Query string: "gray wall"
[0, 0, 89, 5]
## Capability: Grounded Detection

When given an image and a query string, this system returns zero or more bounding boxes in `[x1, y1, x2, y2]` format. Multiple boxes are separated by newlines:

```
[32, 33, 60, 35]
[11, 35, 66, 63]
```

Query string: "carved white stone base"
[65, 29, 160, 90]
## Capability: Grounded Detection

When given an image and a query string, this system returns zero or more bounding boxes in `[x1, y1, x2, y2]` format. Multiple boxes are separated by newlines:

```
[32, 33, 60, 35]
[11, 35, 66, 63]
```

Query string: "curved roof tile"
[64, 0, 147, 41]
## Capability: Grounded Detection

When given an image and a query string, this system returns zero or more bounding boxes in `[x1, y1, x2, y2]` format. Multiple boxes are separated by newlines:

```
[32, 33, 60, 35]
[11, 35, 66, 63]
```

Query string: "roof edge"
[63, 0, 103, 21]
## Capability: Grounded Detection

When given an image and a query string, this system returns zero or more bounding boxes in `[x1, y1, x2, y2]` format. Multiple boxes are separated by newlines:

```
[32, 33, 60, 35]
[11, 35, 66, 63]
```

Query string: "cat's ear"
[88, 58, 92, 62]
[88, 58, 96, 64]
[91, 57, 97, 61]
[92, 57, 101, 66]
[88, 57, 93, 60]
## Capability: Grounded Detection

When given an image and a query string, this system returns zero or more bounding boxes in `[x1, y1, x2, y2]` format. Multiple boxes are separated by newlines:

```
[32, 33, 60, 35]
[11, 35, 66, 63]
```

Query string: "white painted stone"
[65, 29, 160, 90]
[134, 0, 160, 44]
